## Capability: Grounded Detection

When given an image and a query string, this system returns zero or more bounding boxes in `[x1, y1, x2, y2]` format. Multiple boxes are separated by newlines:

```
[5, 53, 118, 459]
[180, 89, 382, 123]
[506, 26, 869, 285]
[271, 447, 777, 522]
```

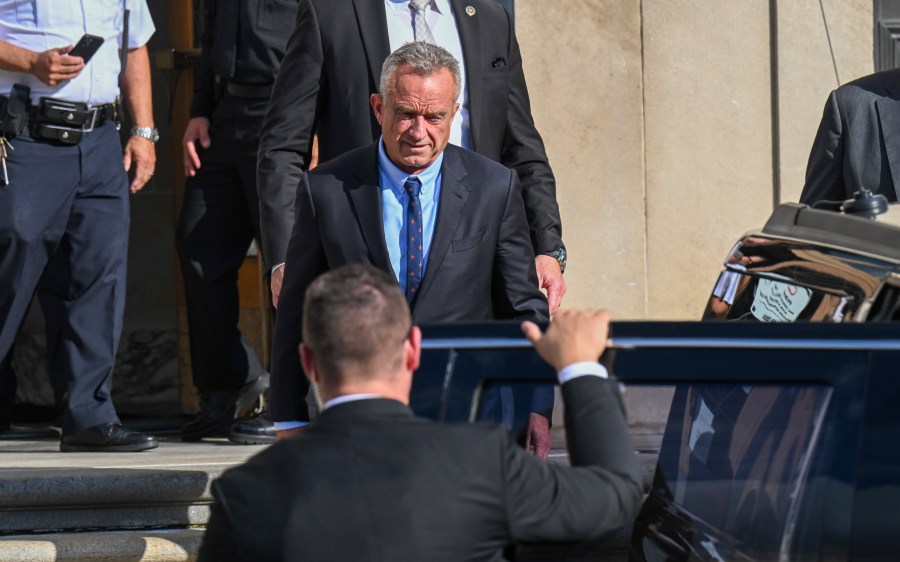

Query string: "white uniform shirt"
[0, 0, 155, 104]
[384, 0, 471, 150]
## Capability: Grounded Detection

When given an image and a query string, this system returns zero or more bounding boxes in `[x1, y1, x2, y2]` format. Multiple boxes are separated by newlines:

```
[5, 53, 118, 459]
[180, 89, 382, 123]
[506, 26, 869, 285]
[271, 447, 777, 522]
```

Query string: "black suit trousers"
[176, 95, 268, 391]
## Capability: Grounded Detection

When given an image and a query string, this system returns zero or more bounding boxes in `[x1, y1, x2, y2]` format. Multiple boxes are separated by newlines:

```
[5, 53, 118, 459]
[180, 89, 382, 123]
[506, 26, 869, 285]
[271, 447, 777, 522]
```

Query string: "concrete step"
[0, 529, 204, 562]
[0, 434, 267, 534]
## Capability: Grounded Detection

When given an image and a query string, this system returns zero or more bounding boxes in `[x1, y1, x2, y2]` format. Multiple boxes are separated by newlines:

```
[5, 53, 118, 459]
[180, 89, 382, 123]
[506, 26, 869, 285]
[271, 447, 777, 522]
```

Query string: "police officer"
[178, 0, 298, 442]
[0, 0, 158, 451]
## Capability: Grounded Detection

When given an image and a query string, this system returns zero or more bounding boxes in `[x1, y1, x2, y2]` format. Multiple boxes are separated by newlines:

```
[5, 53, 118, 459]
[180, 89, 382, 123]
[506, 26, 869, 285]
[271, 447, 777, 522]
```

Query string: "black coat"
[801, 68, 900, 204]
[198, 375, 644, 562]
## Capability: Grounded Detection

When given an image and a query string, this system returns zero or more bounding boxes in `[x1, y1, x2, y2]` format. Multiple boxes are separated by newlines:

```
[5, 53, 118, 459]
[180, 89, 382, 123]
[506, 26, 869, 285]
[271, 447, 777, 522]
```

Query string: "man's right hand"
[521, 309, 611, 372]
[183, 117, 211, 177]
[271, 264, 285, 308]
[31, 46, 83, 85]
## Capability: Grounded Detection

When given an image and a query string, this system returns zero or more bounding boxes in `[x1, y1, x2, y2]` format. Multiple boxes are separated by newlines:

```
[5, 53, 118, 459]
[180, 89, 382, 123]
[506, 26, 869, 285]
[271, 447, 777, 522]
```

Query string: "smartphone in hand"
[68, 34, 104, 63]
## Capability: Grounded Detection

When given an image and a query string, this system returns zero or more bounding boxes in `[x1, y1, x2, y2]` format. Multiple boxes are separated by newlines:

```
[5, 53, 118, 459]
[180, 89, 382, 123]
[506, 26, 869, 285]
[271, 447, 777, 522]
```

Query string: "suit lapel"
[415, 146, 471, 307]
[348, 146, 394, 275]
[352, 0, 392, 92]
[451, 0, 484, 152]
[879, 70, 900, 200]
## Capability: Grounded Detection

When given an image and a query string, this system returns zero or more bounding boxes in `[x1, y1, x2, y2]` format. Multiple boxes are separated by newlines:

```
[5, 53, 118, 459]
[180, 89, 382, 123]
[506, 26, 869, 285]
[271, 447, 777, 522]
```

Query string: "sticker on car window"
[750, 279, 812, 322]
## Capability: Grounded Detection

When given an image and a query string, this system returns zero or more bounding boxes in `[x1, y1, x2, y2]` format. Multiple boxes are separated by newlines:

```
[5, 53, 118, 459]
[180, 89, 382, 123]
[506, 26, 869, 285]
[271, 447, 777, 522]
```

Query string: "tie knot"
[404, 177, 422, 198]
[409, 0, 430, 13]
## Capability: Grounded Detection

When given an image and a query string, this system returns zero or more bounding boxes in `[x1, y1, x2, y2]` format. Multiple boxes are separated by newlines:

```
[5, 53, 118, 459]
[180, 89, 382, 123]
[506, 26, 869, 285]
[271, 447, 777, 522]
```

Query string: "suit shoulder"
[308, 144, 374, 179]
[834, 68, 900, 102]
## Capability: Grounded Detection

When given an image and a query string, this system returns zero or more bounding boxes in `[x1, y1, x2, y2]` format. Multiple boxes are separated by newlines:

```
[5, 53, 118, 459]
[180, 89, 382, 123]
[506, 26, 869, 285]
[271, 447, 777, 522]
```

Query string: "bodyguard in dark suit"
[801, 68, 900, 204]
[197, 264, 643, 561]
[176, 0, 298, 442]
[270, 42, 548, 436]
[257, 0, 566, 312]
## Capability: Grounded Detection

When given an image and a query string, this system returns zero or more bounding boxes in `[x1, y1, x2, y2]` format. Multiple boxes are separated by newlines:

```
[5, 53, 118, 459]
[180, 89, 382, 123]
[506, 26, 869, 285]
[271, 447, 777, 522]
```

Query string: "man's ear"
[406, 326, 422, 372]
[370, 93, 384, 125]
[300, 344, 319, 384]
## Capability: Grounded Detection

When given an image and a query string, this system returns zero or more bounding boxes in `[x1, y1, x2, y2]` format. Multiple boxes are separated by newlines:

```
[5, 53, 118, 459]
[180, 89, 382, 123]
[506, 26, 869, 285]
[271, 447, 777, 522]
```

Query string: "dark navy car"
[413, 200, 900, 561]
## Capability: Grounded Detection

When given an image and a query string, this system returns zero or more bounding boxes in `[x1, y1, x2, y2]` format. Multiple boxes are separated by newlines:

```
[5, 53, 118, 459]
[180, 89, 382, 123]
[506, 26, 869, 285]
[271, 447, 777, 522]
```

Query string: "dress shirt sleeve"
[125, 0, 156, 49]
[558, 362, 608, 384]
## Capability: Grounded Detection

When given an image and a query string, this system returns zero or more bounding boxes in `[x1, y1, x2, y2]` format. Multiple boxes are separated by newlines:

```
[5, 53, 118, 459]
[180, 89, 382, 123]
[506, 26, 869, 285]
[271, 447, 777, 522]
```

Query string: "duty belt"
[29, 98, 119, 144]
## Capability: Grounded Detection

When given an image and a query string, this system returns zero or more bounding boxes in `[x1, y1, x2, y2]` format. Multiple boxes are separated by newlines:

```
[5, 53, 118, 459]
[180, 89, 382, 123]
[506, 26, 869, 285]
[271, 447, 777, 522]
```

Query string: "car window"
[653, 383, 832, 560]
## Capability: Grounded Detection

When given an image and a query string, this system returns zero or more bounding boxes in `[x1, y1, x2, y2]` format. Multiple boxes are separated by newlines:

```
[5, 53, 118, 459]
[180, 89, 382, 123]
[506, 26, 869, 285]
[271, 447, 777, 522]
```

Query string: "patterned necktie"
[404, 177, 424, 304]
[409, 0, 436, 44]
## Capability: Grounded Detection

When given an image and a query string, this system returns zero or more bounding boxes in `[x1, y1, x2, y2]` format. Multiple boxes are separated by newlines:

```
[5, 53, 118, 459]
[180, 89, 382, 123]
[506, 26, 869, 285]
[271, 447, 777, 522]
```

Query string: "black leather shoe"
[229, 410, 276, 445]
[182, 373, 269, 442]
[60, 423, 158, 452]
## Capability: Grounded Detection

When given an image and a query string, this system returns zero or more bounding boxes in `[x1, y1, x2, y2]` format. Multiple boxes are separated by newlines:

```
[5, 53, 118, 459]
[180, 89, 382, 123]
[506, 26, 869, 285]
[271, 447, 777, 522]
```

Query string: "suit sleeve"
[503, 376, 643, 541]
[800, 90, 846, 205]
[189, 2, 216, 118]
[197, 486, 244, 562]
[257, 0, 324, 271]
[269, 172, 327, 422]
[500, 11, 563, 256]
[492, 170, 549, 322]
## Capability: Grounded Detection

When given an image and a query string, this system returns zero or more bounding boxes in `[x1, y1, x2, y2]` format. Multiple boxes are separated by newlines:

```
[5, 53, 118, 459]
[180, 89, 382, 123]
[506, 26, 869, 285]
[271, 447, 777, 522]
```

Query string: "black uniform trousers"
[0, 123, 128, 435]
[176, 94, 267, 392]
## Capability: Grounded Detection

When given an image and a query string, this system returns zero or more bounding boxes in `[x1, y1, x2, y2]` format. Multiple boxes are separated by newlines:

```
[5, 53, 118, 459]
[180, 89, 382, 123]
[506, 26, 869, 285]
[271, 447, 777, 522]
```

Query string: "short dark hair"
[302, 265, 411, 387]
[379, 41, 462, 100]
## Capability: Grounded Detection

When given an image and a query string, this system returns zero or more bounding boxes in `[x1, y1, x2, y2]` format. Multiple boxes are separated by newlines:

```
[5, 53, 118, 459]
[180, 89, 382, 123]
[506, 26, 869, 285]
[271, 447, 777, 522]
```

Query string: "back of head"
[302, 264, 411, 392]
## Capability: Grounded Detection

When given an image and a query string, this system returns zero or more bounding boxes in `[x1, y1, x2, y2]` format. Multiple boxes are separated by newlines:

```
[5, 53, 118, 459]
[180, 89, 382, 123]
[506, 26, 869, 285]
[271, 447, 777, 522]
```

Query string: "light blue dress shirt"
[378, 138, 442, 293]
[0, 0, 155, 105]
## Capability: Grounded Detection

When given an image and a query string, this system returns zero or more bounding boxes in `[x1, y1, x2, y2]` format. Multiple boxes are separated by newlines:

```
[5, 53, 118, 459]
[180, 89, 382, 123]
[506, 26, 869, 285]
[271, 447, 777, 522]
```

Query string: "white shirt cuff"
[558, 362, 609, 384]
[272, 263, 285, 275]
[273, 421, 309, 431]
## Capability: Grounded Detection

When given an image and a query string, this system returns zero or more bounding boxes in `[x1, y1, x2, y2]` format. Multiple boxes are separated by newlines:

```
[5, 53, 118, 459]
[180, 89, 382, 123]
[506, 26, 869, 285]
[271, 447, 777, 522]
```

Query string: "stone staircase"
[0, 427, 660, 562]
[0, 428, 267, 562]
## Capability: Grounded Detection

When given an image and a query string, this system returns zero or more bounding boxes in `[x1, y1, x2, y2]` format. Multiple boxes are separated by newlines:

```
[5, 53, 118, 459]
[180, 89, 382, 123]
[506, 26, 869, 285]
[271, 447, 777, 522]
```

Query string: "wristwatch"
[544, 247, 567, 274]
[130, 126, 159, 144]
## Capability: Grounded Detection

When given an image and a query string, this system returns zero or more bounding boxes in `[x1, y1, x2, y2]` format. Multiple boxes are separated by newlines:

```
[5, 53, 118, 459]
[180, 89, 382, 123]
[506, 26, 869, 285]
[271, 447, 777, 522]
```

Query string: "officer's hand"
[183, 117, 211, 177]
[535, 255, 566, 316]
[271, 264, 285, 308]
[123, 136, 156, 194]
[522, 309, 611, 372]
[31, 46, 84, 86]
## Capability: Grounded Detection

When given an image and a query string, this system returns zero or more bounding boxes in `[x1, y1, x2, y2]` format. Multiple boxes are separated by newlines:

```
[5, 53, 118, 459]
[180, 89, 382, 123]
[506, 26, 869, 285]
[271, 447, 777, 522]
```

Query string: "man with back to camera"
[177, 0, 299, 443]
[197, 263, 644, 561]
[0, 0, 158, 451]
[801, 68, 900, 205]
[232, 0, 568, 444]
[267, 42, 551, 447]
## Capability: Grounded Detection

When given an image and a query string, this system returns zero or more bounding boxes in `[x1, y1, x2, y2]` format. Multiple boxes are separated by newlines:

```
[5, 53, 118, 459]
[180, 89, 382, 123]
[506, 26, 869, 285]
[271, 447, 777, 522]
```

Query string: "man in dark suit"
[269, 42, 549, 442]
[800, 68, 900, 205]
[197, 264, 643, 561]
[237, 0, 566, 443]
[257, 0, 566, 310]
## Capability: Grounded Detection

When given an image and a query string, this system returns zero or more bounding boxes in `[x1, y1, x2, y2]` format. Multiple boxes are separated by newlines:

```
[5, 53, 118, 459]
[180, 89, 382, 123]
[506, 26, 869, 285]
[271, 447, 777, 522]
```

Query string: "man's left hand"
[535, 255, 566, 315]
[123, 136, 156, 193]
[524, 412, 551, 460]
